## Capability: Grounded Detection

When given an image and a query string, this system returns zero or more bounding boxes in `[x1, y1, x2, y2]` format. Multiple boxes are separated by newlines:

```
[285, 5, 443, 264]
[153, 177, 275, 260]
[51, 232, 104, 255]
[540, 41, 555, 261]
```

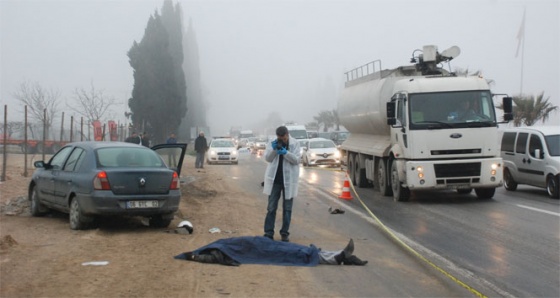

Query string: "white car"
[500, 126, 559, 198]
[207, 138, 239, 165]
[302, 138, 341, 167]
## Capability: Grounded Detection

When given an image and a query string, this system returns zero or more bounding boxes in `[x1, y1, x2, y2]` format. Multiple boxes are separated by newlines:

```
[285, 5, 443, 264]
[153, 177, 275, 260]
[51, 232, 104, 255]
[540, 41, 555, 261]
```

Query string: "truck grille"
[431, 149, 481, 155]
[434, 163, 480, 178]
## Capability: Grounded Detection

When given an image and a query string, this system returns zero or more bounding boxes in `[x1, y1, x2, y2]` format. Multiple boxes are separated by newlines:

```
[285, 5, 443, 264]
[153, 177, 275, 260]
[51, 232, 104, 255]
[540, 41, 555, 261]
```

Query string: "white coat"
[262, 136, 301, 199]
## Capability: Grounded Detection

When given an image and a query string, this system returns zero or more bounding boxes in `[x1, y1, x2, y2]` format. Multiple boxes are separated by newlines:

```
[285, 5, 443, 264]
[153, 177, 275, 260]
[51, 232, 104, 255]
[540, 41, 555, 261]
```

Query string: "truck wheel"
[503, 168, 518, 191]
[354, 156, 368, 188]
[546, 175, 559, 199]
[377, 159, 392, 196]
[474, 188, 495, 199]
[348, 153, 356, 186]
[391, 159, 409, 201]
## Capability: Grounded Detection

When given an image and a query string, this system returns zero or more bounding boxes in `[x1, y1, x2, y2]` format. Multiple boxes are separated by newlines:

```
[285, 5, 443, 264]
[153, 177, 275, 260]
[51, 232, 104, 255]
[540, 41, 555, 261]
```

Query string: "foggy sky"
[1, 0, 559, 138]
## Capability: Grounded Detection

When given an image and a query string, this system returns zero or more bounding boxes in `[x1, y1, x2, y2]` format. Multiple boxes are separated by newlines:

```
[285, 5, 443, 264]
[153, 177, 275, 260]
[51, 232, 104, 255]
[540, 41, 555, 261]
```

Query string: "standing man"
[125, 131, 142, 145]
[263, 126, 301, 242]
[141, 132, 150, 147]
[194, 131, 208, 169]
[166, 133, 178, 167]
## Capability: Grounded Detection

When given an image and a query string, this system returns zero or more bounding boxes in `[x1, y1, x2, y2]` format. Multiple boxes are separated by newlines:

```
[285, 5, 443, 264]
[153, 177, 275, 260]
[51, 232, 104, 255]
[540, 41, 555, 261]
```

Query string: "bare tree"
[0, 121, 25, 138]
[12, 80, 61, 137]
[68, 82, 116, 124]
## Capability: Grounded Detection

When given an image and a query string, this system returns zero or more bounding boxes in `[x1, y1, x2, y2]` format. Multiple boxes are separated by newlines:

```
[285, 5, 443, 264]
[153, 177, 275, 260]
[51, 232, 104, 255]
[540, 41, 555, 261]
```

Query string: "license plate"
[127, 200, 158, 208]
[218, 156, 229, 160]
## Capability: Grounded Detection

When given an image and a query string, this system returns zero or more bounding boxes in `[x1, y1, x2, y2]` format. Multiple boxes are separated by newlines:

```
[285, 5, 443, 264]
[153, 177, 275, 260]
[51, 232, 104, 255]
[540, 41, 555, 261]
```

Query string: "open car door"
[151, 143, 188, 176]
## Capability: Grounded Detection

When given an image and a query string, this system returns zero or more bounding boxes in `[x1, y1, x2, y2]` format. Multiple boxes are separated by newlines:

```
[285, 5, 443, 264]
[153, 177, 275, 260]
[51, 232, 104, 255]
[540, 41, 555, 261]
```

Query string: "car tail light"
[170, 171, 179, 190]
[93, 171, 111, 190]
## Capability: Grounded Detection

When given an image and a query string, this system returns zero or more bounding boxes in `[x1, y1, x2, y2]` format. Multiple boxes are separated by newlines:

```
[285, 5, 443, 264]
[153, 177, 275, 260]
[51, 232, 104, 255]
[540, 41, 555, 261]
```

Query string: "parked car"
[500, 126, 560, 198]
[301, 138, 341, 167]
[28, 141, 187, 230]
[207, 138, 239, 165]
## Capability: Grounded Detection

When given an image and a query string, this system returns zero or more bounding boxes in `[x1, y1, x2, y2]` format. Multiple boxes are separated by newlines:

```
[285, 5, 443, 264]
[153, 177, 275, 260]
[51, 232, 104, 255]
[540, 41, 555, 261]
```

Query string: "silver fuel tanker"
[338, 45, 513, 201]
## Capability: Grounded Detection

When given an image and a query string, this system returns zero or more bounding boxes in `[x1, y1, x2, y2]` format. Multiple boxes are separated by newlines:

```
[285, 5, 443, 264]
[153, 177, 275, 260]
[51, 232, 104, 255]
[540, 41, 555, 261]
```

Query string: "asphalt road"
[229, 150, 559, 297]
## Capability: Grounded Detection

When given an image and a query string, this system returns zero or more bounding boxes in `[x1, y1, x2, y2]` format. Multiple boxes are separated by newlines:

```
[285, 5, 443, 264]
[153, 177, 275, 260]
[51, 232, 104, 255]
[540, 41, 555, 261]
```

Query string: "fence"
[1, 104, 130, 180]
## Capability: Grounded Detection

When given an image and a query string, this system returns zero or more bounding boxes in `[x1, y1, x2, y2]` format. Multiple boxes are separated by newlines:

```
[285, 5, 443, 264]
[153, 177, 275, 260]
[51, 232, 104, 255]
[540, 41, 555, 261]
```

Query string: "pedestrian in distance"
[125, 131, 142, 145]
[166, 133, 178, 167]
[263, 126, 301, 242]
[194, 132, 208, 169]
[141, 132, 150, 147]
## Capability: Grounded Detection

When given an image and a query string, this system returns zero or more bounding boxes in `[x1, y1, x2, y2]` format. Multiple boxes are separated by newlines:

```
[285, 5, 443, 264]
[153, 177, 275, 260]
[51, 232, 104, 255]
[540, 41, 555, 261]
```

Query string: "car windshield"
[212, 140, 235, 148]
[310, 140, 336, 149]
[97, 147, 165, 167]
[545, 135, 560, 156]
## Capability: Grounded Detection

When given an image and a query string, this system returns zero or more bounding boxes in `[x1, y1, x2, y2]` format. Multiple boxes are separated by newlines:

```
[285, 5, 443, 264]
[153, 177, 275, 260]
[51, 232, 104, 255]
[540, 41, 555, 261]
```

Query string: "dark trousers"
[264, 183, 293, 237]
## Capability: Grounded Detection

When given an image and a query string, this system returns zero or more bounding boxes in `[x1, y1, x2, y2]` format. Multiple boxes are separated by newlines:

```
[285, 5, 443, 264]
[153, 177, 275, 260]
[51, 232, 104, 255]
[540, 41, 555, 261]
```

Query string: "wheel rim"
[547, 177, 558, 197]
[70, 200, 79, 227]
[378, 162, 385, 189]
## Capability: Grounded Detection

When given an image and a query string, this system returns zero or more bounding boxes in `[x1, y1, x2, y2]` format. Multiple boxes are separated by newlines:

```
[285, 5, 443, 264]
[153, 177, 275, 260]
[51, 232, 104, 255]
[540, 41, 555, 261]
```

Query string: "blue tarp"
[174, 236, 320, 266]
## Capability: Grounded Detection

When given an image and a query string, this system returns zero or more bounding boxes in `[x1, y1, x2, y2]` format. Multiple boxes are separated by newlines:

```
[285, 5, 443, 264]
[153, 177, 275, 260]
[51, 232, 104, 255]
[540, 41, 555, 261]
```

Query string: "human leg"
[279, 197, 293, 240]
[264, 184, 282, 238]
[195, 152, 203, 168]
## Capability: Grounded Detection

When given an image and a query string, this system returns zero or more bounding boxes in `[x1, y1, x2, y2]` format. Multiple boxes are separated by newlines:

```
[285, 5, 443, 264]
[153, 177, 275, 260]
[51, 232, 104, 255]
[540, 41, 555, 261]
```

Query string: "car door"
[514, 132, 531, 184]
[525, 133, 547, 187]
[54, 147, 87, 208]
[151, 143, 188, 176]
[36, 146, 74, 204]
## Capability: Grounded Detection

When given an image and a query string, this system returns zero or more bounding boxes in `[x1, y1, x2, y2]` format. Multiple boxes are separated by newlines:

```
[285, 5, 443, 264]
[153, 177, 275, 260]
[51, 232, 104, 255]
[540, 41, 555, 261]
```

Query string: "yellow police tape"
[344, 172, 487, 298]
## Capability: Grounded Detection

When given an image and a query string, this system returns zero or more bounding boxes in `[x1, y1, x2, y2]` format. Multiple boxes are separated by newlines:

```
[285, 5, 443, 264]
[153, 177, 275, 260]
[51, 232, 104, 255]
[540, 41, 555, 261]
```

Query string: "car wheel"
[391, 159, 409, 201]
[457, 188, 472, 194]
[474, 188, 495, 200]
[546, 175, 559, 199]
[149, 215, 172, 228]
[377, 158, 392, 196]
[69, 198, 94, 230]
[30, 185, 48, 216]
[503, 168, 518, 191]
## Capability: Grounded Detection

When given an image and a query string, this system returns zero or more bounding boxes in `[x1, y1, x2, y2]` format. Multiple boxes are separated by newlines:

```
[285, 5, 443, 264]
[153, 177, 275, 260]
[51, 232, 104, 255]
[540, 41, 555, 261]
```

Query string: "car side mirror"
[34, 161, 46, 169]
[535, 149, 542, 159]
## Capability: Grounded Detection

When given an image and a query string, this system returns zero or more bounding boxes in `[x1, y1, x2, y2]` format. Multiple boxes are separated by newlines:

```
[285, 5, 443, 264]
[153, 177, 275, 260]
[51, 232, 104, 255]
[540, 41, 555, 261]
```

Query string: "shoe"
[281, 234, 289, 242]
[263, 234, 273, 240]
[343, 239, 354, 257]
[342, 255, 368, 266]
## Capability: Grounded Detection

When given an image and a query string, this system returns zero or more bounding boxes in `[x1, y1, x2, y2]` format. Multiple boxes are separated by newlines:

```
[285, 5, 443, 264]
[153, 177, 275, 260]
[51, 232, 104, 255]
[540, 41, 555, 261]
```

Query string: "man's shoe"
[342, 255, 368, 266]
[263, 234, 273, 240]
[343, 239, 354, 257]
[281, 234, 289, 242]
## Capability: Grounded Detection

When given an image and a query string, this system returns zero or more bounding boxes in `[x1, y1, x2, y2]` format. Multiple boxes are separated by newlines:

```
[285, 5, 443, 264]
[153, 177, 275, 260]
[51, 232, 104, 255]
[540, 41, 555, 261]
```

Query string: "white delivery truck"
[338, 45, 513, 201]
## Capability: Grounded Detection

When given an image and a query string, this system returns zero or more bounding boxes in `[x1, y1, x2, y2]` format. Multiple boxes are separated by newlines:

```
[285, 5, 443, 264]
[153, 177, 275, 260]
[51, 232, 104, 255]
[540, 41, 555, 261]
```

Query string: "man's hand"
[277, 147, 287, 155]
[271, 139, 278, 149]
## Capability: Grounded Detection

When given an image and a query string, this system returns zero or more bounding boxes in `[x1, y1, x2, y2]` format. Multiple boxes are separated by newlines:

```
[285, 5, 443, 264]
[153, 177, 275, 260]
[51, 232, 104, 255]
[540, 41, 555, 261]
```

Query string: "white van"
[500, 126, 560, 198]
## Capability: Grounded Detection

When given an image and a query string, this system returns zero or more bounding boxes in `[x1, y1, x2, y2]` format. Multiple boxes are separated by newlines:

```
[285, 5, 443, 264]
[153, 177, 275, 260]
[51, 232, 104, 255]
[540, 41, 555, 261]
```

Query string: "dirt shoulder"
[0, 153, 330, 297]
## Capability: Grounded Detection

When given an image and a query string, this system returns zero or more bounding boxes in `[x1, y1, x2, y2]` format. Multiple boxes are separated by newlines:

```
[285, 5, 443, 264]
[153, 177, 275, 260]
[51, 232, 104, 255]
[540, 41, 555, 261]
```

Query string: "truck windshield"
[408, 91, 497, 129]
[289, 130, 308, 139]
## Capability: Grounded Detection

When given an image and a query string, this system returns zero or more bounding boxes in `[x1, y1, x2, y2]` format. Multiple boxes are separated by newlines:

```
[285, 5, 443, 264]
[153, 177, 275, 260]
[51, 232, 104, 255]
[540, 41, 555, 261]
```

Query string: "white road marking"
[516, 204, 560, 217]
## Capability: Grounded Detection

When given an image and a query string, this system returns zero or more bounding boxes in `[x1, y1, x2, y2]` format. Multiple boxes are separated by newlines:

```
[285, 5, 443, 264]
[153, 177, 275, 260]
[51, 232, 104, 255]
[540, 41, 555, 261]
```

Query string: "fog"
[1, 0, 558, 138]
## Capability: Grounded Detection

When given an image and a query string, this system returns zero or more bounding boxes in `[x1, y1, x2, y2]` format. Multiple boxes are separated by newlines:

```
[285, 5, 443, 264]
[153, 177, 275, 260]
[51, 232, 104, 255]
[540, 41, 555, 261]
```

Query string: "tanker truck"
[338, 45, 513, 201]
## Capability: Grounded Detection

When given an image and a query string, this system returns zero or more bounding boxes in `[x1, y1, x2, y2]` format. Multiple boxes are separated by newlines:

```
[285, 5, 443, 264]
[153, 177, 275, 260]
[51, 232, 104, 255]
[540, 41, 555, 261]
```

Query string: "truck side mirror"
[502, 97, 513, 121]
[387, 102, 396, 125]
